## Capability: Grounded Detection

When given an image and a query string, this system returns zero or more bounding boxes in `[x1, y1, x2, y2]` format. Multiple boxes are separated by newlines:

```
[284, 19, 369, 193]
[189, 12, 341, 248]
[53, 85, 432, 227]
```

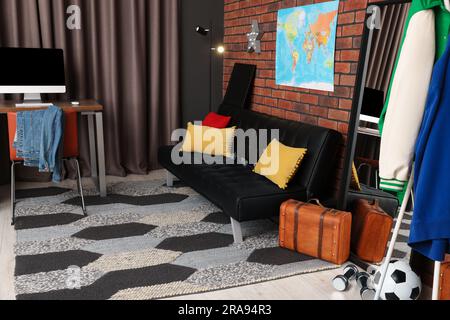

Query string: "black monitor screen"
[0, 48, 65, 86]
[361, 88, 385, 118]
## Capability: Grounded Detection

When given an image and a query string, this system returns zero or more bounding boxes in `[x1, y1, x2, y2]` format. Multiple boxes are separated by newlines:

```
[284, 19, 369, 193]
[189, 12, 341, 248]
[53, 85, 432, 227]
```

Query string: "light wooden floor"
[0, 184, 15, 300]
[0, 173, 362, 301]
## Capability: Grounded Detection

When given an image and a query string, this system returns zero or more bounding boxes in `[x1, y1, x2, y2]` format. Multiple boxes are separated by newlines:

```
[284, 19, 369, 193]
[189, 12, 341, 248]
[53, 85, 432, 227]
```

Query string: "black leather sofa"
[158, 104, 342, 243]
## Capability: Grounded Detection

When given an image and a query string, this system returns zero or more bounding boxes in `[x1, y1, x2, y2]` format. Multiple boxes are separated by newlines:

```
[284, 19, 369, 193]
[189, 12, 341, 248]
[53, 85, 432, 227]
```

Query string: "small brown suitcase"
[279, 199, 352, 265]
[440, 262, 450, 300]
[351, 199, 394, 264]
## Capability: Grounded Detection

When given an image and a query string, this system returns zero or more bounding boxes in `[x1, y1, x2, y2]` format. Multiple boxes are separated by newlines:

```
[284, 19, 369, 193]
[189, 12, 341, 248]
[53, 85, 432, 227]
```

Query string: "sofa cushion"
[181, 123, 236, 158]
[203, 112, 232, 128]
[254, 140, 307, 190]
[159, 146, 307, 221]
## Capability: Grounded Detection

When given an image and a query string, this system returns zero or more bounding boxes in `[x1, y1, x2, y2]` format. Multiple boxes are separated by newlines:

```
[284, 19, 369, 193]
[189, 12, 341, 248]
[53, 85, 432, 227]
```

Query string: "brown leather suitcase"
[279, 199, 352, 265]
[440, 262, 450, 300]
[351, 199, 393, 264]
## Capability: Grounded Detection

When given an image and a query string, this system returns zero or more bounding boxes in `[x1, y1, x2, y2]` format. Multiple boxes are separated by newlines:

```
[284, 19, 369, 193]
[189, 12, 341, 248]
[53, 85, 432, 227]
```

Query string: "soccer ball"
[373, 260, 422, 300]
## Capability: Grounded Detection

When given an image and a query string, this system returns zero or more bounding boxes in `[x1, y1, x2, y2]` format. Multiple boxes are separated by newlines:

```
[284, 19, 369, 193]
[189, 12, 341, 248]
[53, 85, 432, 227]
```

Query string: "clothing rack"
[376, 0, 450, 301]
[374, 168, 443, 300]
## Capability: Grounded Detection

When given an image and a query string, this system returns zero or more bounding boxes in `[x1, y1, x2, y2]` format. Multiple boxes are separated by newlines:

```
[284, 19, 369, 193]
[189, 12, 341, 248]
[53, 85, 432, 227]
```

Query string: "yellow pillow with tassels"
[181, 122, 236, 158]
[254, 140, 307, 190]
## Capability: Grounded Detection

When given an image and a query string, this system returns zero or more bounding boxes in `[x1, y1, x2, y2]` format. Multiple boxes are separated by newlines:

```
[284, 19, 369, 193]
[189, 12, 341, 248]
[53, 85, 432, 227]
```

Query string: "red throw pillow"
[202, 112, 232, 129]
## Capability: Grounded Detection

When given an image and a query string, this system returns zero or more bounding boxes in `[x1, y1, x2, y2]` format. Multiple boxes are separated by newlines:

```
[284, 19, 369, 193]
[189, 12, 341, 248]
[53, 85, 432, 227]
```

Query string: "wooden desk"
[0, 99, 103, 113]
[0, 99, 107, 197]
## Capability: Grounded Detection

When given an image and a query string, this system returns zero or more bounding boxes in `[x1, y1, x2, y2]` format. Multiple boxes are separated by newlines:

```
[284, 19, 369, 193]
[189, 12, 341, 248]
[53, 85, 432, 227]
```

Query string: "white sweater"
[379, 9, 436, 192]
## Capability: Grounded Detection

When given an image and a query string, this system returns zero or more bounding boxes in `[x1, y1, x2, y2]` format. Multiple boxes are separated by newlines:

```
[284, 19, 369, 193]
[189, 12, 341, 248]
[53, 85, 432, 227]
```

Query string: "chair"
[7, 110, 87, 225]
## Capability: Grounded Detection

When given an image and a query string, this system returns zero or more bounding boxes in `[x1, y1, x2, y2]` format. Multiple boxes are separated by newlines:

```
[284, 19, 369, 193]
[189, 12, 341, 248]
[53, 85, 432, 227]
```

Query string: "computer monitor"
[360, 88, 385, 124]
[0, 47, 66, 107]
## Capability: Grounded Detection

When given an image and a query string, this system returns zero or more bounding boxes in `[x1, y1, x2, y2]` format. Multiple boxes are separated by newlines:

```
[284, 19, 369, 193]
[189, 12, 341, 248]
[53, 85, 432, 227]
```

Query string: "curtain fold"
[366, 2, 411, 96]
[0, 0, 180, 182]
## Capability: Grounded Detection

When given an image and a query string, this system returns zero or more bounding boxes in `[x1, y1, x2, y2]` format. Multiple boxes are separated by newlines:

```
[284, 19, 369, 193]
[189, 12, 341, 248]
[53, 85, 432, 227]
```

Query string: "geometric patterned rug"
[389, 211, 414, 261]
[13, 175, 339, 300]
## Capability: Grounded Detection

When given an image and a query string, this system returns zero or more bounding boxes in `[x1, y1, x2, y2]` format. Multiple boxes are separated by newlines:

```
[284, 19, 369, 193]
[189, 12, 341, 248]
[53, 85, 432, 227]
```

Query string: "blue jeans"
[15, 110, 44, 167]
[39, 106, 64, 182]
[14, 106, 64, 182]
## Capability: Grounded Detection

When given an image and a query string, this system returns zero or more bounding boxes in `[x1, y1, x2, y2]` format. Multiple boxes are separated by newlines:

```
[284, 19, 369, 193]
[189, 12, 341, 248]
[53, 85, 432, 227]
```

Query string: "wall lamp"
[194, 23, 224, 112]
[195, 26, 210, 36]
[195, 25, 224, 54]
[211, 45, 225, 54]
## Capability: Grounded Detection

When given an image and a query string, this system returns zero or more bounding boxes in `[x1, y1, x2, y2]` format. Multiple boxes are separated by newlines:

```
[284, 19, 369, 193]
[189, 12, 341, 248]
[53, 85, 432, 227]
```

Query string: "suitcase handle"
[308, 198, 325, 208]
[368, 199, 388, 215]
[370, 199, 380, 207]
[309, 199, 340, 216]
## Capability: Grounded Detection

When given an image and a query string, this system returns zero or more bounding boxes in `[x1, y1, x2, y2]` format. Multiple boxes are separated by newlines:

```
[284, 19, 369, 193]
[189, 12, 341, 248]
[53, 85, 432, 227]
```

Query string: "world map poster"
[276, 1, 340, 92]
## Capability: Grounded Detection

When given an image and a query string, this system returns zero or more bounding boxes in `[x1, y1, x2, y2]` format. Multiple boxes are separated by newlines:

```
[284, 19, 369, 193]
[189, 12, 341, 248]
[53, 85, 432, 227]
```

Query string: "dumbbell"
[356, 272, 376, 301]
[333, 264, 359, 292]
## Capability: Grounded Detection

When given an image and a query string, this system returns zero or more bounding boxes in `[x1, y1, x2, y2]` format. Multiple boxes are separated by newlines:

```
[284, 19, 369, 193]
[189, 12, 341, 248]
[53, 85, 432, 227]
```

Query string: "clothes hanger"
[444, 0, 450, 12]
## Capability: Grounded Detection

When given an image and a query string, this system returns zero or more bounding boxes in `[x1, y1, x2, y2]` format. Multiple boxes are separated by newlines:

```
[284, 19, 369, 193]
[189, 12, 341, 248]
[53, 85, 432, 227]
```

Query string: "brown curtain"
[366, 2, 411, 96]
[0, 0, 180, 181]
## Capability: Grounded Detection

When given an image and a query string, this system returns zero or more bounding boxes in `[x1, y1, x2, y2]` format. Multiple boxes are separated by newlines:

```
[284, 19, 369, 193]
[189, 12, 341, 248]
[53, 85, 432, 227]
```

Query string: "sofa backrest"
[222, 63, 257, 109]
[218, 104, 342, 199]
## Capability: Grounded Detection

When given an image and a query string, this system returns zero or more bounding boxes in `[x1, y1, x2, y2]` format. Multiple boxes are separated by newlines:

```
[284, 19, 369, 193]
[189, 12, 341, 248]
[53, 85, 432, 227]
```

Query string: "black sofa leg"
[231, 218, 244, 244]
[166, 170, 175, 187]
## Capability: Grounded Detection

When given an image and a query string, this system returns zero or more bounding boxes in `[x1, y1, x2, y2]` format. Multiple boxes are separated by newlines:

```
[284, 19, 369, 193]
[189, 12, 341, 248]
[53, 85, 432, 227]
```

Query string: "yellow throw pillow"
[254, 140, 307, 190]
[181, 122, 236, 158]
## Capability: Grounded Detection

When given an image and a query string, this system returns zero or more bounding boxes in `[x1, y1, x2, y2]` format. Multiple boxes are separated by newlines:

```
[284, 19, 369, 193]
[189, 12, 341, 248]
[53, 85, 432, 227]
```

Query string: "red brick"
[300, 114, 318, 126]
[344, 0, 368, 11]
[338, 122, 350, 134]
[318, 118, 338, 131]
[272, 89, 285, 99]
[338, 12, 355, 25]
[319, 96, 339, 108]
[340, 75, 356, 86]
[285, 111, 301, 121]
[335, 62, 351, 74]
[310, 106, 329, 117]
[355, 10, 367, 23]
[294, 103, 310, 113]
[300, 94, 319, 105]
[264, 97, 278, 107]
[342, 24, 364, 36]
[278, 99, 293, 110]
[329, 109, 350, 122]
[285, 91, 301, 101]
[336, 37, 353, 50]
[334, 86, 352, 98]
[341, 50, 360, 61]
[339, 99, 353, 110]
[353, 36, 362, 49]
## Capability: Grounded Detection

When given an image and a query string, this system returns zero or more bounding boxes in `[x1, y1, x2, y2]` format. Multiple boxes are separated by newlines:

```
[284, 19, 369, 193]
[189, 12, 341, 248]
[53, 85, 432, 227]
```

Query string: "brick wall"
[223, 0, 374, 191]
